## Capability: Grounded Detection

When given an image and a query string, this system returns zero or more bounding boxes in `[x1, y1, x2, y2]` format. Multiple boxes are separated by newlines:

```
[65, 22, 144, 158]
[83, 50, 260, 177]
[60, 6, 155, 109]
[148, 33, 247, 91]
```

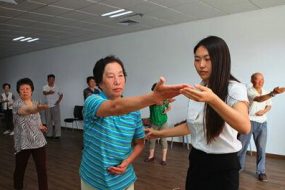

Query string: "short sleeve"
[42, 85, 47, 92]
[227, 82, 249, 107]
[83, 94, 106, 119]
[133, 111, 145, 139]
[247, 87, 257, 102]
[12, 99, 20, 115]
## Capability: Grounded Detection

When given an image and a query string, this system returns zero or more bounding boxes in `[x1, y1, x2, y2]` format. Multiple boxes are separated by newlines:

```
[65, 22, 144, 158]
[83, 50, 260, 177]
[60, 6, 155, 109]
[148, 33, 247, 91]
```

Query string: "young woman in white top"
[145, 36, 251, 190]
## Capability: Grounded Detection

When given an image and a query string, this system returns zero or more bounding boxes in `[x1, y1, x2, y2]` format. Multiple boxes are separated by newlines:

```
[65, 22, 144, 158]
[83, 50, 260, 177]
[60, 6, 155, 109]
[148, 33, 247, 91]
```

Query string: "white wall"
[1, 5, 285, 155]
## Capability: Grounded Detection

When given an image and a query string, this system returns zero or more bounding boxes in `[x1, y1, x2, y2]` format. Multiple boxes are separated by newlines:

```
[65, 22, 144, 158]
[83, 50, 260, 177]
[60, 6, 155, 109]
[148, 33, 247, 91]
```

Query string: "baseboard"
[61, 126, 82, 131]
[247, 151, 285, 160]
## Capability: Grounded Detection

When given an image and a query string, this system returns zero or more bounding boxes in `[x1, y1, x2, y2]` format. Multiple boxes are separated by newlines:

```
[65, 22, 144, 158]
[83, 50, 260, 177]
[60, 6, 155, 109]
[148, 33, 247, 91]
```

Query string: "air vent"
[118, 19, 139, 26]
[117, 13, 143, 26]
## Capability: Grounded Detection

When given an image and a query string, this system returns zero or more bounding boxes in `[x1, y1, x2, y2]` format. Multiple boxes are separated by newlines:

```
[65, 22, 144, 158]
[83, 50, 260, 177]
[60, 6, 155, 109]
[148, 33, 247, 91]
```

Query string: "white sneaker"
[9, 131, 14, 135]
[3, 130, 10, 135]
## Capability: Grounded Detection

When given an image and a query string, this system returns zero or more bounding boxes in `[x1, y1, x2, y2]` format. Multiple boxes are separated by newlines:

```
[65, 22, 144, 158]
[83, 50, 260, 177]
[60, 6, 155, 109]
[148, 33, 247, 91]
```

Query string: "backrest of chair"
[73, 105, 83, 120]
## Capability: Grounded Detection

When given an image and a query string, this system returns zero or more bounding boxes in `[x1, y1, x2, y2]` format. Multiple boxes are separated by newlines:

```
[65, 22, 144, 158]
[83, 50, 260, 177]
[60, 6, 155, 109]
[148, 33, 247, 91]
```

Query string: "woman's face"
[3, 85, 10, 93]
[194, 46, 212, 83]
[19, 84, 32, 100]
[99, 62, 126, 100]
[88, 79, 96, 89]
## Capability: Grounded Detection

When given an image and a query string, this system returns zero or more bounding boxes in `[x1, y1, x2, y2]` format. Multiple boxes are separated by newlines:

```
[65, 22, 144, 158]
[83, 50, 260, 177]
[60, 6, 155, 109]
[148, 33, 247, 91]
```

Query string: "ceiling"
[1, 0, 285, 59]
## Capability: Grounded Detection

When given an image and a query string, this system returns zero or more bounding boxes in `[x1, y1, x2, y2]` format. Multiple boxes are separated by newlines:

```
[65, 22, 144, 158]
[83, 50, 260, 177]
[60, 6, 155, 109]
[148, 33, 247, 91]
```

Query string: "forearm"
[159, 123, 190, 137]
[125, 140, 144, 164]
[18, 105, 40, 115]
[253, 93, 273, 102]
[208, 94, 250, 134]
[57, 94, 63, 103]
[97, 93, 158, 117]
[263, 105, 271, 114]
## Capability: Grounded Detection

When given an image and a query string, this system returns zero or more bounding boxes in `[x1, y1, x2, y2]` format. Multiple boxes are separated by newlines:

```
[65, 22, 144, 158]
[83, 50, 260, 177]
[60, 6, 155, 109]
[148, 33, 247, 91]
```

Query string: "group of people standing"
[1, 35, 284, 190]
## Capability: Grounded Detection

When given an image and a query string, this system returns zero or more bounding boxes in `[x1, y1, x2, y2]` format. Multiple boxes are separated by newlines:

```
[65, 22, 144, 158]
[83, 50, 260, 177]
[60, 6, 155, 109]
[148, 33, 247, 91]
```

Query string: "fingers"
[108, 166, 125, 175]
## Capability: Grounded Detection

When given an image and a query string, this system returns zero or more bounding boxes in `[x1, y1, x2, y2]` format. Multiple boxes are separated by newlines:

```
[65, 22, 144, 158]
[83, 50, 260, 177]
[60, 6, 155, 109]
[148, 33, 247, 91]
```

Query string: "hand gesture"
[180, 84, 216, 103]
[152, 77, 188, 104]
[273, 87, 285, 95]
[37, 103, 49, 111]
[255, 110, 265, 116]
[144, 128, 160, 139]
[40, 124, 48, 133]
[108, 160, 129, 175]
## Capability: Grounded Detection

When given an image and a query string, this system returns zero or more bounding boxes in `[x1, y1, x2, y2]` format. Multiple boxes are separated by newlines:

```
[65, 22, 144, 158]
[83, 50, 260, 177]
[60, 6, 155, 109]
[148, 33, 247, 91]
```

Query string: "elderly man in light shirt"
[238, 72, 285, 182]
[43, 74, 63, 139]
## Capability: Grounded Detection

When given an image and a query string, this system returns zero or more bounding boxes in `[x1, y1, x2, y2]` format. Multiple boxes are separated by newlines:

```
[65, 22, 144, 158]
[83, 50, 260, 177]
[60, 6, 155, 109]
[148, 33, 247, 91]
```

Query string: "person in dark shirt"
[83, 76, 99, 100]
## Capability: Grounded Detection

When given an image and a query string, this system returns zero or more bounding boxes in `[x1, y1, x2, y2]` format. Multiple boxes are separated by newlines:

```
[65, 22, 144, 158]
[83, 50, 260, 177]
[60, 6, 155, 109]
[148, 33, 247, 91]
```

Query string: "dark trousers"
[4, 109, 13, 131]
[14, 146, 48, 190]
[186, 147, 240, 190]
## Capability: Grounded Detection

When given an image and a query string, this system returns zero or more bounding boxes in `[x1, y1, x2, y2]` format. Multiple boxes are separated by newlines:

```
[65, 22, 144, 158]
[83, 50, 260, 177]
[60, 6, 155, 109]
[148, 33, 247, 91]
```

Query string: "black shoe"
[144, 157, 155, 162]
[54, 137, 60, 140]
[160, 160, 167, 166]
[258, 173, 268, 182]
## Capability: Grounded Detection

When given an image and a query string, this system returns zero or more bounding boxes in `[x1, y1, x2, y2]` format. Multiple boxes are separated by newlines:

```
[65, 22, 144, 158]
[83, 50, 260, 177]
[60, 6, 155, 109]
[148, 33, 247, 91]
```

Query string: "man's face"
[48, 77, 55, 86]
[252, 74, 264, 89]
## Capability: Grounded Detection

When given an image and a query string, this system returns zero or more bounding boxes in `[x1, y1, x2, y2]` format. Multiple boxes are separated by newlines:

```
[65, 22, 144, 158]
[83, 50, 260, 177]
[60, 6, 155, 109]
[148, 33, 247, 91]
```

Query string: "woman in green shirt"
[144, 83, 171, 165]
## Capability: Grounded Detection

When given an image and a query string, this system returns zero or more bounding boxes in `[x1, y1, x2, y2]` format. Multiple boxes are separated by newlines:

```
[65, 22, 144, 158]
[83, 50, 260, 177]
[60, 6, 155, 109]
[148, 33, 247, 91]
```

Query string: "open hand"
[273, 87, 285, 94]
[180, 84, 216, 103]
[153, 77, 189, 104]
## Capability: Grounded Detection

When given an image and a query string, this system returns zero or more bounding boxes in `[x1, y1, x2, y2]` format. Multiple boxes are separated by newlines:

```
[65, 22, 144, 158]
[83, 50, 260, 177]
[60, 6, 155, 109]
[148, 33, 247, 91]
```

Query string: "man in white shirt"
[43, 74, 63, 139]
[1, 83, 15, 135]
[238, 72, 285, 182]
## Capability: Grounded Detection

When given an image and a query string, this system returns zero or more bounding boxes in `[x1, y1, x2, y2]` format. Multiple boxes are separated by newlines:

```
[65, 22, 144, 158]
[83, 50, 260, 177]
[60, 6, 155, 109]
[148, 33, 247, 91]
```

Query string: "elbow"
[239, 121, 251, 134]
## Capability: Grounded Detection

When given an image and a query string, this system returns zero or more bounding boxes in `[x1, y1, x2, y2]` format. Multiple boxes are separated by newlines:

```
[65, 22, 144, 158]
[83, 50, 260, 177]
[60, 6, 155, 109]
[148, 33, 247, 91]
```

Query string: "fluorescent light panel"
[101, 9, 125, 17]
[13, 36, 25, 41]
[20, 37, 32, 42]
[12, 36, 40, 42]
[109, 11, 133, 18]
[27, 38, 39, 42]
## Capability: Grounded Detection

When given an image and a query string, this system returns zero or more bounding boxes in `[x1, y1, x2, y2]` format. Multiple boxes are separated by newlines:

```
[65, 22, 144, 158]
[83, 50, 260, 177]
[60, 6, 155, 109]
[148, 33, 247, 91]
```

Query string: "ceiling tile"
[0, 6, 25, 17]
[51, 0, 93, 9]
[60, 10, 94, 20]
[173, 1, 224, 19]
[249, 0, 285, 8]
[201, 0, 258, 14]
[78, 2, 118, 15]
[31, 4, 70, 16]
[0, 0, 45, 11]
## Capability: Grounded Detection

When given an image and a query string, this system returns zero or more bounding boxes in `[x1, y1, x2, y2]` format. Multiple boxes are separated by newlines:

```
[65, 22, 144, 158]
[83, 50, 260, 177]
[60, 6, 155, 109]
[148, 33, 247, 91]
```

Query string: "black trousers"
[186, 147, 240, 190]
[14, 146, 48, 190]
[4, 109, 13, 131]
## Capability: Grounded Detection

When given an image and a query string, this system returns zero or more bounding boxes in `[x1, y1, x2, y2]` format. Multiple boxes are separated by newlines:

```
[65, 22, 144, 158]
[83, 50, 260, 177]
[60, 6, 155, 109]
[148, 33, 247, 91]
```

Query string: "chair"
[171, 120, 190, 150]
[64, 105, 83, 130]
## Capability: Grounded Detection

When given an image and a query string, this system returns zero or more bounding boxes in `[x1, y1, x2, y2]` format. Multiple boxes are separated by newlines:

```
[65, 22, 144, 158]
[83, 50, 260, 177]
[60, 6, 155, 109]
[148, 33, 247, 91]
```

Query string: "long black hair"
[194, 36, 238, 143]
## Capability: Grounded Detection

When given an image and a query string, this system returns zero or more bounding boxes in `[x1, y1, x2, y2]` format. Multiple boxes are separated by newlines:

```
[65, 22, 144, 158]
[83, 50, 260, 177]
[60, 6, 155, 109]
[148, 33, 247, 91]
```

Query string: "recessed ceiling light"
[13, 36, 25, 41]
[27, 38, 39, 42]
[101, 9, 125, 17]
[109, 11, 133, 18]
[12, 36, 40, 43]
[20, 37, 33, 42]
